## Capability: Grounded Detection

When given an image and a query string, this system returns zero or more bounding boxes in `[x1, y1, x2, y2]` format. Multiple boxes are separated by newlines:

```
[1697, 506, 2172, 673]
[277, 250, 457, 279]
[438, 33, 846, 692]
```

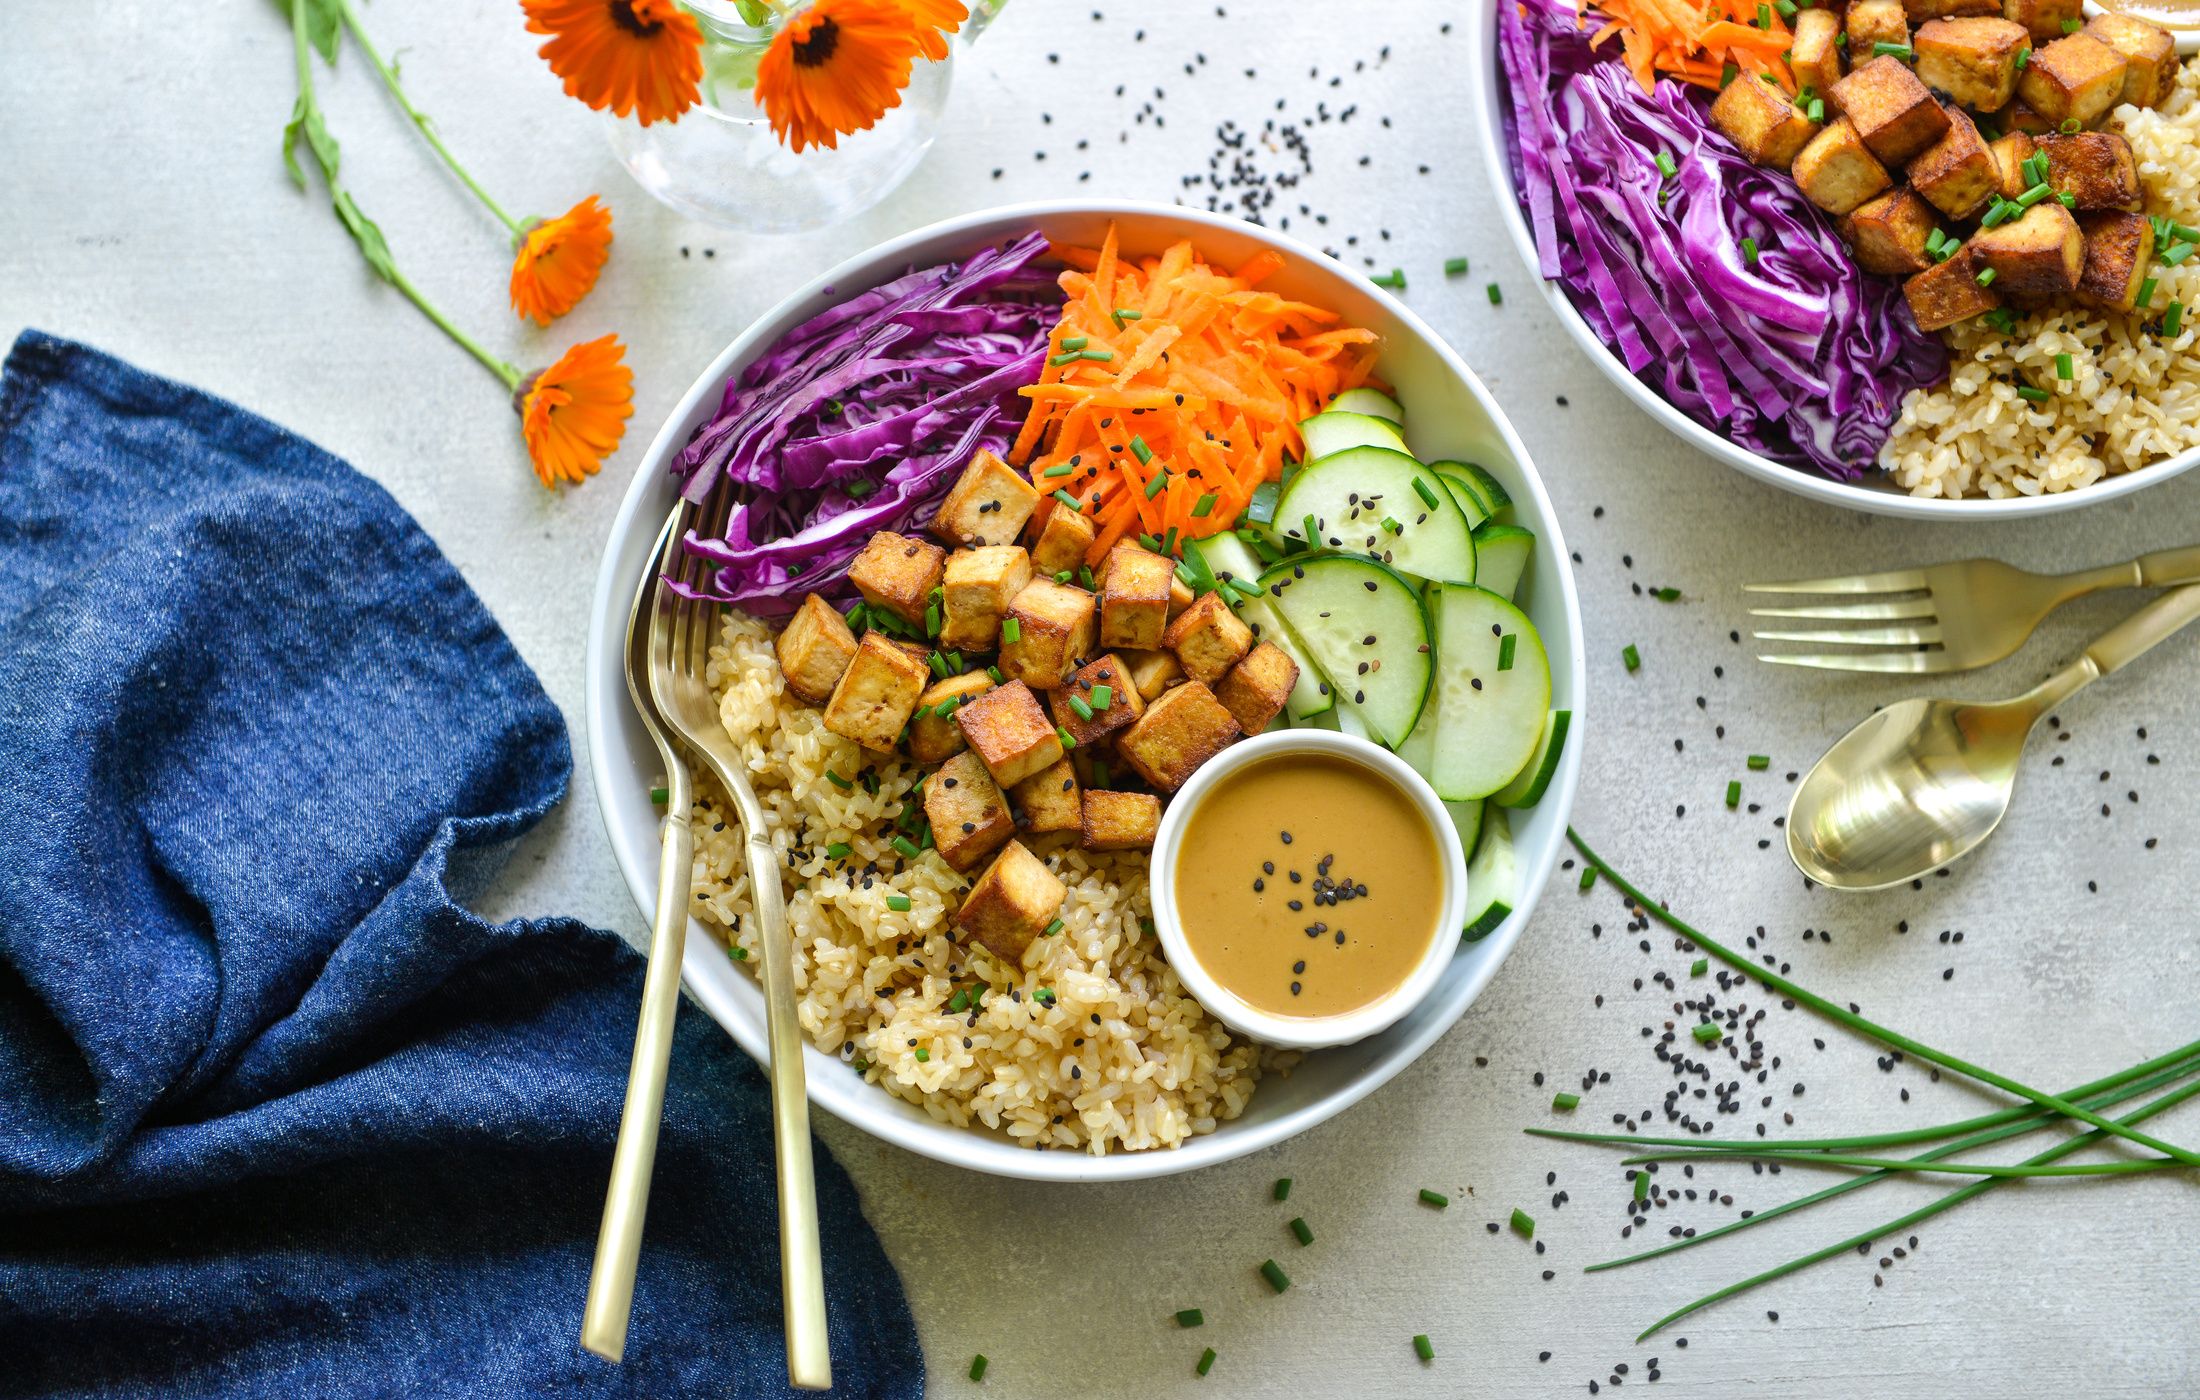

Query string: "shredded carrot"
[1011, 226, 1382, 565]
[1578, 0, 1796, 96]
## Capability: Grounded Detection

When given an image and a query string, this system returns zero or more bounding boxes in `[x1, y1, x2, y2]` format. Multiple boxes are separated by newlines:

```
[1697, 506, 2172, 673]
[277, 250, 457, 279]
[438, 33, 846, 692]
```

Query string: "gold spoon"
[1787, 584, 2200, 891]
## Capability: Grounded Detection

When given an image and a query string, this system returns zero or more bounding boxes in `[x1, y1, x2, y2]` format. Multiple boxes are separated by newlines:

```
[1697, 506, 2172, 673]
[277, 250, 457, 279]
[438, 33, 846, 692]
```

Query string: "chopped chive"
[890, 835, 920, 861]
[1091, 759, 1111, 788]
[1176, 1308, 1205, 1328]
[1806, 97, 1825, 122]
[1044, 918, 1064, 935]
[1655, 151, 1678, 179]
[1692, 957, 1709, 976]
[1274, 1177, 1293, 1201]
[2060, 117, 2082, 133]
[1580, 865, 1597, 891]
[1056, 726, 1077, 750]
[2162, 242, 2196, 266]
[1139, 532, 1162, 551]
[1130, 435, 1154, 465]
[1054, 570, 1072, 583]
[1080, 348, 1115, 361]
[649, 786, 669, 805]
[924, 602, 942, 637]
[2015, 385, 2050, 403]
[1111, 306, 1142, 324]
[1413, 1335, 1436, 1362]
[969, 1354, 988, 1382]
[1145, 469, 1168, 499]
[2015, 44, 2030, 69]
[1444, 255, 1470, 276]
[1836, 28, 1848, 46]
[1051, 488, 1084, 512]
[1069, 694, 1094, 720]
[947, 988, 971, 1013]
[2055, 352, 2074, 380]
[1622, 643, 1642, 672]
[1163, 526, 1180, 556]
[1693, 1022, 1722, 1044]
[1369, 268, 1407, 289]
[913, 1047, 930, 1062]
[1741, 235, 1759, 264]
[1553, 1091, 1582, 1111]
[825, 841, 852, 859]
[1419, 1188, 1450, 1208]
[1510, 1208, 1535, 1239]
[1747, 754, 1770, 770]
[1774, 0, 1796, 14]
[886, 894, 912, 911]
[1302, 513, 1319, 543]
[1756, 1, 1771, 25]
[1726, 780, 1742, 808]
[2015, 181, 2052, 209]
[1486, 282, 1504, 305]
[2061, 14, 2080, 30]
[928, 650, 951, 679]
[1654, 586, 1681, 602]
[1191, 492, 1218, 518]
[1381, 515, 1404, 534]
[1046, 351, 1080, 367]
[1090, 684, 1113, 709]
[1412, 476, 1442, 509]
[986, 665, 1005, 684]
[1975, 267, 1997, 288]
[824, 769, 855, 791]
[1720, 59, 1739, 87]
[1196, 1347, 1217, 1377]
[730, 946, 748, 960]
[1874, 41, 1912, 59]
[1259, 1260, 1290, 1293]
[1497, 633, 1518, 672]
[1059, 335, 1088, 352]
[2138, 277, 2159, 309]
[1001, 617, 1022, 644]
[1634, 1170, 1650, 1201]
[1289, 1216, 1314, 1245]
[2166, 302, 2185, 337]
[1042, 462, 1075, 478]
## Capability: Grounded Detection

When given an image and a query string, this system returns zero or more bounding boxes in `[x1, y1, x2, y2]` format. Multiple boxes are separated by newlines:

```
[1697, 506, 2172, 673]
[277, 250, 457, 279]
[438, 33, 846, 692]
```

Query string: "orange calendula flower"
[510, 195, 615, 326]
[755, 0, 967, 154]
[516, 335, 634, 488]
[523, 0, 703, 127]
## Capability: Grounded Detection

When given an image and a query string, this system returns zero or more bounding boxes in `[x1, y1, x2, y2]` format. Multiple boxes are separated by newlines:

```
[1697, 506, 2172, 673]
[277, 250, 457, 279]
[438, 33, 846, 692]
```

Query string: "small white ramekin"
[1147, 728, 1471, 1051]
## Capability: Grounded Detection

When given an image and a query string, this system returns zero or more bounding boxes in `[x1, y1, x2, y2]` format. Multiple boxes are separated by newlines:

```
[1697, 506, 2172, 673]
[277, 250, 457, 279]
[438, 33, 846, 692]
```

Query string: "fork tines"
[1745, 567, 1950, 673]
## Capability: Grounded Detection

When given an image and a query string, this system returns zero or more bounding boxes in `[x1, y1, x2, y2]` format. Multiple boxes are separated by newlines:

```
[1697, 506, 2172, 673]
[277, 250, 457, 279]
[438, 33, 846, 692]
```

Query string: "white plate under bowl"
[583, 200, 1586, 1182]
[1464, 1, 2200, 520]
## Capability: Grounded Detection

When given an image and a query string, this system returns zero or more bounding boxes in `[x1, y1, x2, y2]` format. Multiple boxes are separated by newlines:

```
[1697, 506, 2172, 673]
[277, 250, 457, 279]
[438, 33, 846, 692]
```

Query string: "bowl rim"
[1146, 728, 1473, 1051]
[1461, 0, 2200, 520]
[581, 197, 1586, 1181]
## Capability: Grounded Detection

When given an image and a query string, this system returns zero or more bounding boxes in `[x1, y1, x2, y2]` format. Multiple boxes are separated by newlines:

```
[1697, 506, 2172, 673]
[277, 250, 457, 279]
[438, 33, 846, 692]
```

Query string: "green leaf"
[302, 0, 341, 63]
[281, 97, 340, 189]
[734, 0, 772, 24]
[331, 190, 398, 285]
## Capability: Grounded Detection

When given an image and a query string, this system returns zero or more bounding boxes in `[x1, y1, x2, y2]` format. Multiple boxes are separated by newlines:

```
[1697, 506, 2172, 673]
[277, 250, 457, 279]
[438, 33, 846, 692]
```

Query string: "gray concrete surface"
[6, 2, 2196, 1395]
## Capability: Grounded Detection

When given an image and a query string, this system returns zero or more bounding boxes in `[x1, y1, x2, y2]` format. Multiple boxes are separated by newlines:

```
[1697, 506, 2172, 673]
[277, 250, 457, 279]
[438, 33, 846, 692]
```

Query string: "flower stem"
[386, 264, 521, 390]
[1619, 1148, 2178, 1179]
[1566, 827, 2200, 1167]
[333, 0, 526, 237]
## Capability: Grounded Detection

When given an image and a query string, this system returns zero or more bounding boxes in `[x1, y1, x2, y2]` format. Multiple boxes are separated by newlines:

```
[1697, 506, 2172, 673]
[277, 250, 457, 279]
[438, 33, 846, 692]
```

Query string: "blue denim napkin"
[0, 331, 924, 1399]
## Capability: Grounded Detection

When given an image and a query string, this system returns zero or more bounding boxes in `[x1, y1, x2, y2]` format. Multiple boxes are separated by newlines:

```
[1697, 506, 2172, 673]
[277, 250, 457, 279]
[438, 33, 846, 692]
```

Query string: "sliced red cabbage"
[1498, 0, 1944, 479]
[671, 231, 1061, 612]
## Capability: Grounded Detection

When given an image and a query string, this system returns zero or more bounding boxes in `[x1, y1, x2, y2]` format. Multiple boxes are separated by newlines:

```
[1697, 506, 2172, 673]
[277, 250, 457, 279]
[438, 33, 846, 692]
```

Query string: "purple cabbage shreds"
[1498, 0, 1945, 479]
[670, 231, 1062, 613]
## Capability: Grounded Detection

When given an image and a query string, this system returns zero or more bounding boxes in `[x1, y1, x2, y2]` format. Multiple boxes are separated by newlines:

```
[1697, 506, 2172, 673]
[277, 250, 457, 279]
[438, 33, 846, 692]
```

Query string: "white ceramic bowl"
[1463, 1, 2200, 520]
[583, 200, 1586, 1182]
[1148, 729, 1472, 1051]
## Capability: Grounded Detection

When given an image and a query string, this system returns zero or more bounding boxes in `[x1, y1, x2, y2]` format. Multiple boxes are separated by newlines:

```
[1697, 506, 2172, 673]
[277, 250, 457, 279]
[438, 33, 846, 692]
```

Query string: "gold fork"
[642, 489, 833, 1391]
[1748, 546, 2200, 673]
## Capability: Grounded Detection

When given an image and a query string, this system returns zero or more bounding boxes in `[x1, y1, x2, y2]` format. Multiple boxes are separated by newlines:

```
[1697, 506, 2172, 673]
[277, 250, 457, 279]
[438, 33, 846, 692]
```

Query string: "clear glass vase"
[605, 0, 979, 234]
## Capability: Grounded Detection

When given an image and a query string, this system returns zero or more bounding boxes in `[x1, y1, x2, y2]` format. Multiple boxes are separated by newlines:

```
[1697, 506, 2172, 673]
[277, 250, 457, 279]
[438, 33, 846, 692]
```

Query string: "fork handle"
[748, 830, 833, 1391]
[581, 801, 693, 1364]
[2134, 545, 2200, 588]
[2030, 583, 2200, 711]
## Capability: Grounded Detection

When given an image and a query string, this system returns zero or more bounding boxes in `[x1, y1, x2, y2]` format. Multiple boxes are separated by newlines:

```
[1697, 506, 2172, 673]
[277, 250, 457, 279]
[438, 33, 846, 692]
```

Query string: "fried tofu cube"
[1010, 759, 1083, 836]
[1970, 200, 2084, 305]
[2003, 0, 2082, 44]
[2018, 34, 2129, 128]
[1908, 108, 1998, 218]
[907, 670, 995, 764]
[848, 532, 945, 626]
[939, 545, 1032, 652]
[1988, 131, 2039, 196]
[1119, 647, 1184, 702]
[931, 449, 1039, 549]
[1028, 503, 1097, 576]
[1841, 188, 1940, 275]
[2036, 131, 2143, 211]
[1904, 251, 2003, 329]
[1789, 9, 1847, 101]
[954, 840, 1066, 964]
[1080, 790, 1162, 853]
[775, 593, 859, 706]
[1848, 0, 1911, 54]
[1795, 117, 1896, 214]
[1116, 680, 1242, 793]
[1162, 591, 1255, 686]
[998, 578, 1097, 689]
[1915, 17, 2030, 110]
[821, 631, 929, 753]
[1213, 641, 1300, 737]
[923, 751, 1017, 873]
[1905, 0, 2000, 19]
[2076, 211, 2158, 311]
[1048, 652, 1147, 748]
[954, 679, 1064, 789]
[2002, 99, 2057, 134]
[1167, 575, 1195, 620]
[1098, 544, 1175, 651]
[2086, 13, 2179, 108]
[1830, 57, 1952, 165]
[1710, 72, 1821, 169]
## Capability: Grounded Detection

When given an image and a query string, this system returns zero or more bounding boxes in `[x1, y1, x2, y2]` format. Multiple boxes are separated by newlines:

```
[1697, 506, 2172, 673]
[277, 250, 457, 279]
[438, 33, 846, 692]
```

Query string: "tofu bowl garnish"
[584, 202, 1584, 1181]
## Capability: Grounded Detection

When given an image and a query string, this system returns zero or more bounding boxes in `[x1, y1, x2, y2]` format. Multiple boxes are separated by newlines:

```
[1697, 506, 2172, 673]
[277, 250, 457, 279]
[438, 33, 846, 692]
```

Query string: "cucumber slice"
[1277, 446, 1477, 587]
[1447, 797, 1486, 867]
[1426, 464, 1491, 532]
[1428, 459, 1514, 519]
[1471, 523, 1535, 602]
[1300, 411, 1407, 461]
[1427, 585, 1551, 801]
[1396, 695, 1437, 768]
[1461, 806, 1517, 942]
[1491, 708, 1572, 809]
[1186, 534, 1333, 719]
[1260, 554, 1433, 746]
[1327, 387, 1405, 424]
